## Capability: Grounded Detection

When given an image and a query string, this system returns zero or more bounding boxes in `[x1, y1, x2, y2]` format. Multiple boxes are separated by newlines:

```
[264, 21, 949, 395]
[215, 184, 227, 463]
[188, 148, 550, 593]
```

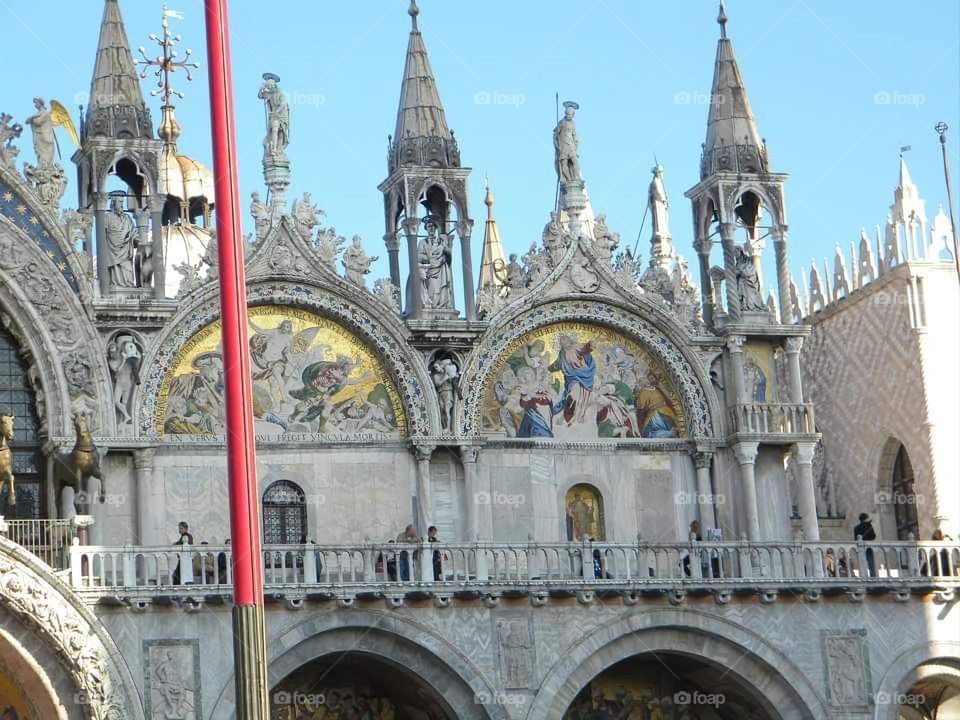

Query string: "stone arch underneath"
[874, 641, 960, 720]
[0, 626, 69, 720]
[210, 611, 508, 720]
[527, 608, 825, 720]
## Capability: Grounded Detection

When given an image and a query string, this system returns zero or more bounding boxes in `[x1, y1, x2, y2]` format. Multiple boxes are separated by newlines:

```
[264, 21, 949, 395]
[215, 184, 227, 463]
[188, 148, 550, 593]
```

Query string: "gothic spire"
[85, 0, 152, 139]
[477, 178, 507, 302]
[700, 1, 767, 178]
[389, 0, 458, 172]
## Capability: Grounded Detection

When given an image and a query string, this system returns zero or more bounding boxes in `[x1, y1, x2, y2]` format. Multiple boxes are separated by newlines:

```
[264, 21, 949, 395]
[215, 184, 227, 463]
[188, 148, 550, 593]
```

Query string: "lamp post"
[935, 122, 960, 280]
[203, 1, 269, 717]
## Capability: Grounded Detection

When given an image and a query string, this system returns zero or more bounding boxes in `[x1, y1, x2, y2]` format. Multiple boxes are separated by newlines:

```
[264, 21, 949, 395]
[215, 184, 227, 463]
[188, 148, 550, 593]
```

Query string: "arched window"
[565, 483, 605, 541]
[262, 480, 307, 545]
[891, 445, 919, 540]
[0, 325, 44, 518]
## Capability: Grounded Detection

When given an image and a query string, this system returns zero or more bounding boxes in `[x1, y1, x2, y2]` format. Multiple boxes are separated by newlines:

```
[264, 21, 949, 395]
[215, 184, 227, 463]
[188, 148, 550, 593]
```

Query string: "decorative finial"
[484, 176, 494, 214]
[718, 0, 728, 38]
[409, 0, 419, 31]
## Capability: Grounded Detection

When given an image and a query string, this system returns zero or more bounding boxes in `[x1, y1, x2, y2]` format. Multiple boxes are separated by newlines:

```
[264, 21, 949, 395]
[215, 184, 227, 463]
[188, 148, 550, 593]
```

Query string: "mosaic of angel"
[482, 324, 685, 440]
[159, 307, 405, 437]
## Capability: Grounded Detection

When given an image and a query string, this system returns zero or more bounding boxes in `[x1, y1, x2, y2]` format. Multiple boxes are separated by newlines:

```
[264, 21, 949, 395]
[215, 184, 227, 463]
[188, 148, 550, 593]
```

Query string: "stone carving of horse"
[57, 413, 104, 504]
[0, 413, 15, 506]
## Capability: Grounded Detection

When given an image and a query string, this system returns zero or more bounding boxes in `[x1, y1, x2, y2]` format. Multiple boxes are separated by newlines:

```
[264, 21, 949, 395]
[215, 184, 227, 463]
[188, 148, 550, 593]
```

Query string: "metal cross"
[136, 6, 200, 106]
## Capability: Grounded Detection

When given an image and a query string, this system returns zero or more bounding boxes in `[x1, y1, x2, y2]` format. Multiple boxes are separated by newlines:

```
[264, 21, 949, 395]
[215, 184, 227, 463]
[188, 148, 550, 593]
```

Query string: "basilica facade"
[0, 2, 958, 719]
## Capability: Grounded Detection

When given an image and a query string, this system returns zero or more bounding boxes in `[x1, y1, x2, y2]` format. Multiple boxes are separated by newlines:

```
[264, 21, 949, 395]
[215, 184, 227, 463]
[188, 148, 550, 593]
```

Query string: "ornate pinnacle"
[718, 0, 728, 38]
[409, 0, 420, 31]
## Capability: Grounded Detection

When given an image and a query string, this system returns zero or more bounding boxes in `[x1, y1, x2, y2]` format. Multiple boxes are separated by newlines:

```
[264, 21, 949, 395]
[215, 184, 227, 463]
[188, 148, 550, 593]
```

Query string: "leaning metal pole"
[935, 122, 960, 280]
[203, 1, 269, 718]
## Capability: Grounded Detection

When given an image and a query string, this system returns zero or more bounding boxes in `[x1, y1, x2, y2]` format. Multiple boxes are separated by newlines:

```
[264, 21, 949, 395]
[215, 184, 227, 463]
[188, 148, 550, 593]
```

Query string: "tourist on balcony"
[395, 524, 419, 581]
[428, 525, 444, 581]
[217, 539, 230, 583]
[682, 521, 703, 577]
[853, 513, 877, 577]
[172, 521, 193, 585]
[926, 529, 954, 577]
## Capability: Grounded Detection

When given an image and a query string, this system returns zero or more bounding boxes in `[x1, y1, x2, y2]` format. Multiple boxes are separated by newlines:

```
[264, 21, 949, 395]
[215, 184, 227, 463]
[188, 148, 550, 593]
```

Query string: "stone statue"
[316, 227, 345, 271]
[592, 213, 620, 260]
[202, 229, 219, 274]
[342, 235, 377, 287]
[106, 334, 142, 425]
[173, 261, 202, 296]
[542, 211, 566, 266]
[733, 245, 765, 311]
[291, 191, 323, 241]
[250, 191, 271, 241]
[104, 195, 138, 288]
[0, 413, 15, 506]
[25, 97, 56, 169]
[431, 357, 460, 431]
[505, 253, 526, 292]
[553, 100, 581, 182]
[0, 112, 22, 168]
[884, 216, 900, 268]
[613, 248, 642, 286]
[258, 73, 289, 158]
[523, 242, 550, 286]
[498, 619, 533, 688]
[418, 218, 454, 310]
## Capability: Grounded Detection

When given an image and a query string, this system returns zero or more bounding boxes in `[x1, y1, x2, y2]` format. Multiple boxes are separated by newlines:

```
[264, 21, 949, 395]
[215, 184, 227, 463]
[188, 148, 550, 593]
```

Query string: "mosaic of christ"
[482, 322, 685, 441]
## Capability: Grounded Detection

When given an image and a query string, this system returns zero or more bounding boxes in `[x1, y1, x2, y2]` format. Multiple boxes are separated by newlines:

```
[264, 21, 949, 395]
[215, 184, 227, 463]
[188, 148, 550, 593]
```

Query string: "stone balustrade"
[728, 402, 815, 436]
[68, 540, 959, 605]
[0, 517, 75, 570]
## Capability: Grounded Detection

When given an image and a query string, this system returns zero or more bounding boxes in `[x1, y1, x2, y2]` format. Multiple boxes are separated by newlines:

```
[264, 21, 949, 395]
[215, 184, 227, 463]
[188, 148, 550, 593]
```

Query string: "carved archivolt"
[460, 299, 715, 439]
[139, 281, 434, 437]
[0, 536, 144, 720]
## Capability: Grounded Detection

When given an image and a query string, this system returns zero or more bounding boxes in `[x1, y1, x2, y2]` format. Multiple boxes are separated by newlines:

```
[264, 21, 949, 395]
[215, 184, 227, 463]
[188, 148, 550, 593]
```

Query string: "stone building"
[0, 2, 957, 719]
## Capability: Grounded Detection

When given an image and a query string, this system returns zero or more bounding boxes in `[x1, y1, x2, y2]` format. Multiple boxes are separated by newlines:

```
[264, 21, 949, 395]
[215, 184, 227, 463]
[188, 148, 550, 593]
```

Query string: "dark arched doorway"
[270, 652, 454, 719]
[562, 652, 778, 720]
[262, 480, 307, 544]
[878, 438, 919, 540]
[0, 324, 45, 518]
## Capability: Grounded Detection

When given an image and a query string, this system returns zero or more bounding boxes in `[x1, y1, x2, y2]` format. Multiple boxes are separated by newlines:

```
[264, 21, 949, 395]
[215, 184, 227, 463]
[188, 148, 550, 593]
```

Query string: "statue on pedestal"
[418, 218, 454, 310]
[104, 195, 138, 289]
[291, 192, 323, 241]
[250, 191, 271, 241]
[22, 98, 75, 208]
[553, 100, 581, 183]
[342, 235, 377, 287]
[542, 211, 566, 266]
[733, 245, 766, 311]
[258, 73, 289, 160]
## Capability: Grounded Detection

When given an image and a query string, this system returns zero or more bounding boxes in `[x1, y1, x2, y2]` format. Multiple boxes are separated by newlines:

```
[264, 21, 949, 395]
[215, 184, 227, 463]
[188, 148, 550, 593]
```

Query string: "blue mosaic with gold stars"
[0, 178, 78, 293]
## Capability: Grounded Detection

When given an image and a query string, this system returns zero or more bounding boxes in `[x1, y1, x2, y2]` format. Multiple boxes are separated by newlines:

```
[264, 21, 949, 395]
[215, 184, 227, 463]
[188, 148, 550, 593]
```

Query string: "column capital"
[792, 441, 817, 466]
[133, 448, 156, 470]
[718, 222, 737, 240]
[693, 235, 713, 255]
[772, 224, 789, 242]
[725, 335, 746, 353]
[456, 218, 474, 241]
[402, 216, 420, 238]
[460, 446, 481, 464]
[784, 336, 804, 354]
[414, 444, 435, 462]
[72, 514, 96, 529]
[383, 232, 400, 252]
[693, 451, 713, 470]
[732, 441, 759, 466]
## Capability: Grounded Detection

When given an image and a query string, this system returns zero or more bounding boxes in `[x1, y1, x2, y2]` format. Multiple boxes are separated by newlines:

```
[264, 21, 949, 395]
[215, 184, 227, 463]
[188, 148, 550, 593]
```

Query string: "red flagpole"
[203, 1, 269, 717]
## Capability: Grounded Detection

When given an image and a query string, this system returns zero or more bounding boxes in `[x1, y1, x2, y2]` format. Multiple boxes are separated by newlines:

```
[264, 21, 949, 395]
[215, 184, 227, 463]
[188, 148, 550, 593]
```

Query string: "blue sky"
[2, 0, 958, 301]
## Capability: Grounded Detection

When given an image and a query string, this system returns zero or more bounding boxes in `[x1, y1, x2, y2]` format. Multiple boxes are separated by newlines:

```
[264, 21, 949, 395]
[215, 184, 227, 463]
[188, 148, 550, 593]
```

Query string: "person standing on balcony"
[853, 513, 877, 577]
[395, 524, 418, 581]
[172, 521, 193, 585]
[683, 520, 703, 577]
[427, 525, 443, 581]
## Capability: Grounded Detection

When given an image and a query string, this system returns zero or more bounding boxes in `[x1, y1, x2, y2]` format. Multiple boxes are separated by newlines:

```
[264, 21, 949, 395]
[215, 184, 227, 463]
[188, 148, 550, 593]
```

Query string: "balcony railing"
[3, 518, 74, 570]
[68, 540, 959, 603]
[728, 402, 815, 436]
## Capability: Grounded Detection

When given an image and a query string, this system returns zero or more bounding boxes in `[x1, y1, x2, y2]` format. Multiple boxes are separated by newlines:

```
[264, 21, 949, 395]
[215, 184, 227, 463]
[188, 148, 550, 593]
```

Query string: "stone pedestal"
[560, 180, 586, 238]
[263, 156, 291, 214]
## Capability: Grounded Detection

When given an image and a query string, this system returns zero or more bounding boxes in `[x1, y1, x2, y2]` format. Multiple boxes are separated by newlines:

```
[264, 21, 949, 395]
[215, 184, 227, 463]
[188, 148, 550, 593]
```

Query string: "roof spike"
[718, 0, 728, 39]
[409, 0, 419, 31]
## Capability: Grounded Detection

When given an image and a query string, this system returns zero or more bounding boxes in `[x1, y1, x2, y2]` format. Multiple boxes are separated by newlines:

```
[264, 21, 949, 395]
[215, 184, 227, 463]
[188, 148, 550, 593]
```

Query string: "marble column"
[150, 194, 165, 299]
[403, 217, 422, 319]
[694, 236, 714, 328]
[94, 194, 109, 298]
[772, 226, 793, 324]
[726, 335, 747, 405]
[719, 222, 741, 320]
[384, 232, 401, 293]
[134, 449, 157, 545]
[792, 442, 820, 541]
[458, 219, 476, 321]
[693, 451, 716, 529]
[461, 447, 490, 541]
[783, 337, 804, 403]
[733, 442, 761, 541]
[414, 444, 435, 534]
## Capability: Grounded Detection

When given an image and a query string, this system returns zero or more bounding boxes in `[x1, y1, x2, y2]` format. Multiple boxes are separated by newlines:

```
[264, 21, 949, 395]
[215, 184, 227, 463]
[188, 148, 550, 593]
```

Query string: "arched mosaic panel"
[462, 301, 713, 439]
[155, 305, 406, 438]
[481, 322, 686, 440]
